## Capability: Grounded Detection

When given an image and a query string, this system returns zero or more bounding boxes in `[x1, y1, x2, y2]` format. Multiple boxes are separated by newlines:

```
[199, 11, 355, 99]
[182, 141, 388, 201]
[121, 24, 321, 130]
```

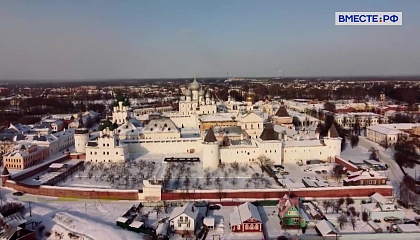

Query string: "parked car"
[321, 170, 328, 174]
[315, 170, 321, 174]
[304, 168, 312, 172]
[403, 219, 418, 225]
[280, 171, 290, 175]
[384, 216, 400, 222]
[209, 204, 221, 210]
[12, 191, 24, 196]
[373, 219, 381, 223]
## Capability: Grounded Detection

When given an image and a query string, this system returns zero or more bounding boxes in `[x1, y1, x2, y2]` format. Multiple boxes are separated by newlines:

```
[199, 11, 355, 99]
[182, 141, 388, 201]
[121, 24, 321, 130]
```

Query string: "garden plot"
[161, 161, 281, 190]
[58, 160, 159, 189]
[59, 153, 281, 190]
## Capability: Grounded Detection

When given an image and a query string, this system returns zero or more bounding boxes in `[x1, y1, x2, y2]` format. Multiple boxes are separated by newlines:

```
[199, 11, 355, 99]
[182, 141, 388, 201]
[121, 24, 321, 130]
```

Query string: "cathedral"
[178, 77, 217, 116]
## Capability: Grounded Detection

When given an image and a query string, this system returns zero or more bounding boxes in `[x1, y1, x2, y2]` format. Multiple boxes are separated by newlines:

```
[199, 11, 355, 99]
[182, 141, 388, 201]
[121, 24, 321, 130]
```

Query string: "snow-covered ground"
[57, 153, 281, 191]
[1, 188, 146, 240]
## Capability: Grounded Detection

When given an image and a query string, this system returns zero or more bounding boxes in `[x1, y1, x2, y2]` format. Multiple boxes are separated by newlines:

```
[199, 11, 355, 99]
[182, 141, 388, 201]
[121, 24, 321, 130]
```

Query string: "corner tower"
[202, 128, 220, 170]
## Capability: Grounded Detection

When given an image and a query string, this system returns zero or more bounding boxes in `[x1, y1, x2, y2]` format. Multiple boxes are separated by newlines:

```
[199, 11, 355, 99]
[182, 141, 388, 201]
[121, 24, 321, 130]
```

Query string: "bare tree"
[337, 214, 348, 230]
[350, 217, 356, 230]
[153, 206, 163, 218]
[257, 155, 274, 171]
[230, 177, 238, 187]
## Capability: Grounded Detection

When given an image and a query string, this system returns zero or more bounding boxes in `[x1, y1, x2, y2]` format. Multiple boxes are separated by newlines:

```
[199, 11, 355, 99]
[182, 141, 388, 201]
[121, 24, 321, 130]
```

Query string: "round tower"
[202, 128, 220, 170]
[74, 128, 89, 154]
[1, 166, 11, 184]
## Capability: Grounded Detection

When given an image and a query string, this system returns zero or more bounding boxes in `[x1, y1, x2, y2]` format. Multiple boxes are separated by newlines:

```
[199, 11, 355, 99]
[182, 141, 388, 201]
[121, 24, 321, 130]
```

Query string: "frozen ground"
[58, 153, 281, 191]
[1, 188, 147, 240]
[281, 162, 340, 187]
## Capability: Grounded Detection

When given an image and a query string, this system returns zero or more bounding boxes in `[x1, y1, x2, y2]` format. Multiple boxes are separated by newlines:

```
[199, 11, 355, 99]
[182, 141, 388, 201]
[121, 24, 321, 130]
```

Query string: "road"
[358, 137, 404, 188]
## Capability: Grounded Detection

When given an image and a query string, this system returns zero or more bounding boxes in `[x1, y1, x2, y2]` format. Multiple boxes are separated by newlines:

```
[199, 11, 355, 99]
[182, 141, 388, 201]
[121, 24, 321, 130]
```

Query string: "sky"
[0, 0, 419, 80]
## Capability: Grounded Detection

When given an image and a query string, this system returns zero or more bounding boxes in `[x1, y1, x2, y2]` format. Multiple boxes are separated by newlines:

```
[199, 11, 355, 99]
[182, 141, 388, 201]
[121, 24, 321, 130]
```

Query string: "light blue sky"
[0, 1, 419, 80]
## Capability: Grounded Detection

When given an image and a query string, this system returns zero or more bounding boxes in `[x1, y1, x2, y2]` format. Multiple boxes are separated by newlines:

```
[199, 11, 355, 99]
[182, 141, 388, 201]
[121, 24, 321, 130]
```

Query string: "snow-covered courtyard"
[56, 153, 281, 191]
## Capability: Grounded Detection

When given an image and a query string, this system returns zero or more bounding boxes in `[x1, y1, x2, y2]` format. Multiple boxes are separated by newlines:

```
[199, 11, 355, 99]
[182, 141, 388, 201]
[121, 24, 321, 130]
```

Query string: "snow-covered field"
[1, 188, 147, 240]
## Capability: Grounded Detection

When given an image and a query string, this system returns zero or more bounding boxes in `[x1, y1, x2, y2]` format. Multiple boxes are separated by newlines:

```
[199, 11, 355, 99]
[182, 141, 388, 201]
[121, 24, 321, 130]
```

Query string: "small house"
[315, 220, 339, 238]
[168, 203, 199, 235]
[362, 192, 404, 219]
[278, 194, 307, 228]
[229, 202, 262, 232]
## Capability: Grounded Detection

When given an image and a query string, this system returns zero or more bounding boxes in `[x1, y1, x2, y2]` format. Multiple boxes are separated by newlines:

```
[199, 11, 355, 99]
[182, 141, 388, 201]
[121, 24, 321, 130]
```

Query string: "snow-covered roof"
[229, 211, 241, 226]
[116, 217, 128, 223]
[203, 217, 215, 227]
[129, 221, 144, 229]
[230, 202, 262, 226]
[397, 224, 420, 233]
[362, 203, 379, 212]
[156, 222, 168, 235]
[316, 220, 339, 236]
[367, 123, 420, 135]
[199, 113, 237, 122]
[370, 192, 387, 204]
[49, 163, 66, 169]
[168, 202, 199, 221]
[142, 180, 162, 189]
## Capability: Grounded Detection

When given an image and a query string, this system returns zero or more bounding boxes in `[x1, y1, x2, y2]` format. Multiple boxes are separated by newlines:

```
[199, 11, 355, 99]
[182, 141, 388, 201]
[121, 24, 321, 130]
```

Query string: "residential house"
[278, 194, 307, 228]
[361, 192, 404, 219]
[343, 169, 387, 186]
[168, 203, 199, 235]
[315, 220, 339, 238]
[229, 202, 262, 232]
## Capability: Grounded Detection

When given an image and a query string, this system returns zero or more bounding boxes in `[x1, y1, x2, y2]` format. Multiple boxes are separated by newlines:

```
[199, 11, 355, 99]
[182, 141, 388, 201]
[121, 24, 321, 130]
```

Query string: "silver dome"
[189, 78, 201, 91]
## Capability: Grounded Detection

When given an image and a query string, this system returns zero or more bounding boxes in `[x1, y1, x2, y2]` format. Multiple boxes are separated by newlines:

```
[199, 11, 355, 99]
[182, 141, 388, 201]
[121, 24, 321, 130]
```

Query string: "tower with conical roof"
[1, 166, 11, 184]
[257, 122, 283, 165]
[202, 128, 220, 170]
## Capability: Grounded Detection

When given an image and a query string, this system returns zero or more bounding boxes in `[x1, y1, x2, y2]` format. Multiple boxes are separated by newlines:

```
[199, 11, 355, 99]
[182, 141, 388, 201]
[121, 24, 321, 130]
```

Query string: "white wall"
[219, 146, 259, 164]
[123, 139, 202, 155]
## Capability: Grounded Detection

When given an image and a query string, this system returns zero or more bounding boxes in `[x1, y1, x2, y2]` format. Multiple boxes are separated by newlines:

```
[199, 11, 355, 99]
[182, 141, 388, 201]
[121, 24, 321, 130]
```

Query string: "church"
[74, 79, 342, 169]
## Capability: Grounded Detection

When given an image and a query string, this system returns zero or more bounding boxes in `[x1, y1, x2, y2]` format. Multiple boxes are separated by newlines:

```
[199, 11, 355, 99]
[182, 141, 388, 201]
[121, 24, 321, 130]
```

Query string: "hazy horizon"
[1, 1, 419, 81]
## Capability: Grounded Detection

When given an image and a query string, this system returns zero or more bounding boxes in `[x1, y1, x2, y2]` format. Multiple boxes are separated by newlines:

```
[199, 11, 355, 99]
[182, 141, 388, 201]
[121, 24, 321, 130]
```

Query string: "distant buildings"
[366, 123, 420, 145]
[70, 80, 342, 170]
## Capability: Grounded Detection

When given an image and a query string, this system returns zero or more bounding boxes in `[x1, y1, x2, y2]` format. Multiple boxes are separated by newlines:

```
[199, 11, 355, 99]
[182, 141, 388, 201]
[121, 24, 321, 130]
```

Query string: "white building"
[76, 80, 342, 170]
[366, 123, 420, 145]
[84, 120, 129, 163]
[112, 96, 130, 125]
[178, 78, 217, 116]
[168, 202, 199, 234]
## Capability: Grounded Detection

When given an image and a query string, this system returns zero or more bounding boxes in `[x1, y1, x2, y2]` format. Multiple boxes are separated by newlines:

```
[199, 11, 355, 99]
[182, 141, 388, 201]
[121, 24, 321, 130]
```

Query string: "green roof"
[116, 95, 125, 102]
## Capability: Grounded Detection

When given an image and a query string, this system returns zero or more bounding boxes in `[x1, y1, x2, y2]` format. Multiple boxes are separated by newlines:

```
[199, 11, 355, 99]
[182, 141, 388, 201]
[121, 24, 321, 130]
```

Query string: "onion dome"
[199, 88, 205, 96]
[185, 89, 192, 96]
[205, 91, 211, 98]
[122, 101, 130, 107]
[189, 78, 201, 91]
[246, 95, 253, 102]
[116, 95, 126, 102]
[98, 124, 104, 131]
[113, 122, 119, 129]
